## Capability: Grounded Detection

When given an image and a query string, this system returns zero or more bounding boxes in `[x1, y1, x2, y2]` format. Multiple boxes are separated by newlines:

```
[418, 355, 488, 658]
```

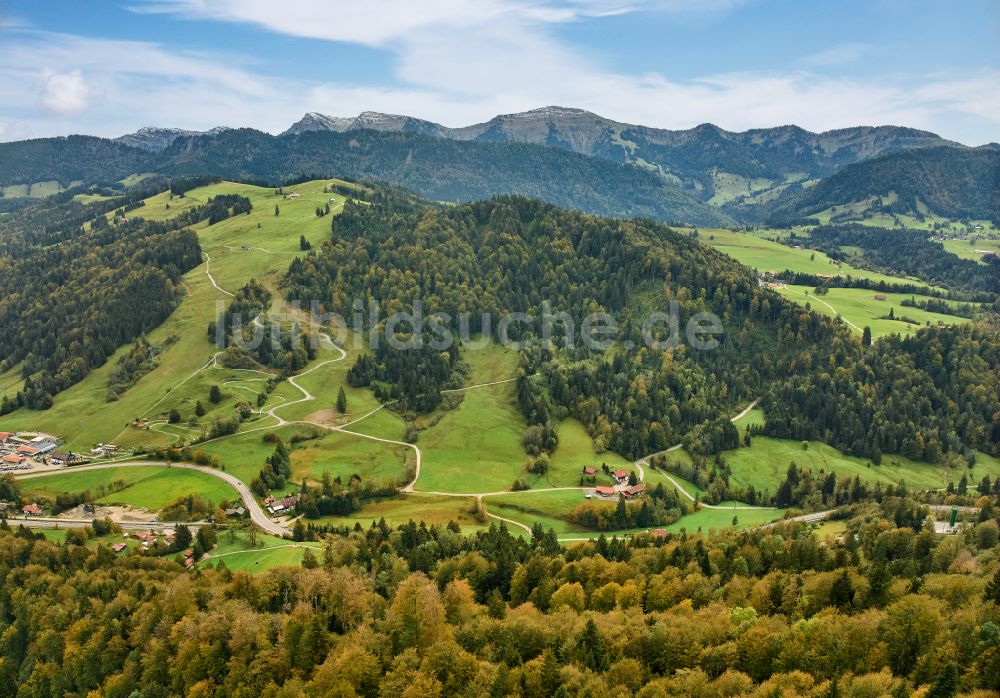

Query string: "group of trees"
[208, 279, 316, 372]
[804, 224, 1000, 294]
[1, 491, 999, 696]
[762, 324, 1000, 462]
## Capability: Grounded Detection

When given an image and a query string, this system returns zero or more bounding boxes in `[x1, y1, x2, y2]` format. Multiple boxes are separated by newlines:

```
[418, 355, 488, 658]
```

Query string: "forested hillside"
[765, 146, 1000, 224]
[0, 189, 258, 412]
[1, 500, 999, 696]
[158, 128, 731, 225]
[284, 193, 1000, 466]
[0, 135, 150, 189]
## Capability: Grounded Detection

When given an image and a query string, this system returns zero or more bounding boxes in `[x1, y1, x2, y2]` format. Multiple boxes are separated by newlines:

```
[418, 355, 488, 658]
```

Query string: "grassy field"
[941, 235, 1000, 263]
[701, 228, 921, 285]
[718, 436, 1000, 494]
[20, 465, 238, 511]
[198, 530, 322, 572]
[311, 493, 487, 534]
[777, 284, 974, 337]
[545, 419, 633, 486]
[486, 489, 784, 539]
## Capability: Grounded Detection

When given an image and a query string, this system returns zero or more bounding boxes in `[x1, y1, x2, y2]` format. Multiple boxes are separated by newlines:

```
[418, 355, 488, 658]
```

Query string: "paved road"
[18, 461, 290, 537]
[9, 516, 207, 532]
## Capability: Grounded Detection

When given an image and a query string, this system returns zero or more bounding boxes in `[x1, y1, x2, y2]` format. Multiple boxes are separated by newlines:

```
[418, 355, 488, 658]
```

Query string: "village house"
[3, 454, 25, 465]
[612, 469, 630, 484]
[650, 529, 668, 539]
[22, 503, 43, 517]
[112, 543, 127, 553]
[581, 466, 597, 476]
[622, 484, 646, 499]
[593, 486, 616, 498]
[266, 494, 300, 515]
[0, 432, 11, 442]
[49, 451, 73, 465]
[224, 506, 246, 518]
[16, 445, 38, 456]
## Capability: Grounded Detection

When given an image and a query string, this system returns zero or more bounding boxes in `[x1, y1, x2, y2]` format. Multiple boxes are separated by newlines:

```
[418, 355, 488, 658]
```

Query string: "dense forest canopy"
[0, 494, 998, 697]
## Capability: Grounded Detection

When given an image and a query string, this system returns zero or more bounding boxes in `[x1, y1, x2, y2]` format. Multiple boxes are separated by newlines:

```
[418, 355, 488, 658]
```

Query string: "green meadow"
[20, 465, 238, 511]
[777, 284, 974, 337]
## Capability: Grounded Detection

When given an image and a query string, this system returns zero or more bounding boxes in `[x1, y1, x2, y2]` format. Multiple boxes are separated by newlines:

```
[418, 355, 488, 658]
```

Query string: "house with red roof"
[622, 484, 646, 498]
[3, 454, 25, 465]
[593, 486, 616, 497]
[22, 503, 43, 516]
[612, 469, 630, 483]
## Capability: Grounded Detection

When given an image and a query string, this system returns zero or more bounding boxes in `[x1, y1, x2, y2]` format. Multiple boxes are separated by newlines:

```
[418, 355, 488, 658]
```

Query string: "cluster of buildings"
[263, 493, 300, 515]
[582, 466, 646, 500]
[0, 431, 70, 471]
[0, 502, 46, 517]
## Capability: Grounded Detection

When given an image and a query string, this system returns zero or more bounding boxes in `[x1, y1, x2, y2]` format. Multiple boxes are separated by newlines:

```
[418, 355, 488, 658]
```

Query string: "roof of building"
[594, 486, 617, 495]
[612, 469, 629, 478]
[623, 484, 646, 497]
[582, 466, 597, 474]
[22, 503, 43, 515]
[16, 445, 38, 454]
[50, 451, 71, 461]
[3, 454, 24, 464]
[112, 543, 127, 552]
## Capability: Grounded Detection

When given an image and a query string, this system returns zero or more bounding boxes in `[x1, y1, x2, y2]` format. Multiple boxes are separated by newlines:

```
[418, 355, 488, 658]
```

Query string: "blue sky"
[0, 0, 997, 144]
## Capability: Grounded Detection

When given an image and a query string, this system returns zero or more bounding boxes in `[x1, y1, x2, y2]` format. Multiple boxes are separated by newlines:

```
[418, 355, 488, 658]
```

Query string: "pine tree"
[336, 386, 347, 414]
[194, 400, 205, 417]
[985, 568, 1000, 604]
[209, 385, 222, 404]
[927, 662, 958, 698]
[862, 326, 872, 347]
[274, 205, 280, 216]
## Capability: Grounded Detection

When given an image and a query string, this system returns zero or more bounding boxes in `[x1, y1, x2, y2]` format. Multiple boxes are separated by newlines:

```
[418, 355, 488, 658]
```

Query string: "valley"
[4, 175, 996, 575]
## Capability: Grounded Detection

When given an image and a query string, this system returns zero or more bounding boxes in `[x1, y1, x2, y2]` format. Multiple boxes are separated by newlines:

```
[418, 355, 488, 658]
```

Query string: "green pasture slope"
[1, 179, 348, 449]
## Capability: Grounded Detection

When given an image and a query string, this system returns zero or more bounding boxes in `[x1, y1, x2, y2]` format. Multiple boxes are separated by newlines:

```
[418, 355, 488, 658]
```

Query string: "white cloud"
[36, 69, 92, 115]
[0, 3, 997, 145]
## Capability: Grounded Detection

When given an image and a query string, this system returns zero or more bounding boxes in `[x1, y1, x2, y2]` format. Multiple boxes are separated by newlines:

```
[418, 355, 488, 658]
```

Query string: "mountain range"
[1, 106, 994, 227]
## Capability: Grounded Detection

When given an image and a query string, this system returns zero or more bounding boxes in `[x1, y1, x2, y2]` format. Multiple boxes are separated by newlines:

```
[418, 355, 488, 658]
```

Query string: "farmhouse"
[267, 494, 300, 515]
[873, 294, 887, 301]
[612, 469, 630, 484]
[224, 506, 246, 518]
[622, 484, 646, 498]
[593, 486, 616, 497]
[112, 543, 127, 553]
[0, 432, 11, 442]
[22, 503, 43, 516]
[49, 451, 73, 465]
[3, 454, 25, 465]
[651, 529, 668, 539]
[16, 445, 38, 456]
[581, 466, 597, 476]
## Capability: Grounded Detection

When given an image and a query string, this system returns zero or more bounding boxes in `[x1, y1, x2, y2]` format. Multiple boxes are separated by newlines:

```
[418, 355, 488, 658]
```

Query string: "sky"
[0, 0, 997, 144]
